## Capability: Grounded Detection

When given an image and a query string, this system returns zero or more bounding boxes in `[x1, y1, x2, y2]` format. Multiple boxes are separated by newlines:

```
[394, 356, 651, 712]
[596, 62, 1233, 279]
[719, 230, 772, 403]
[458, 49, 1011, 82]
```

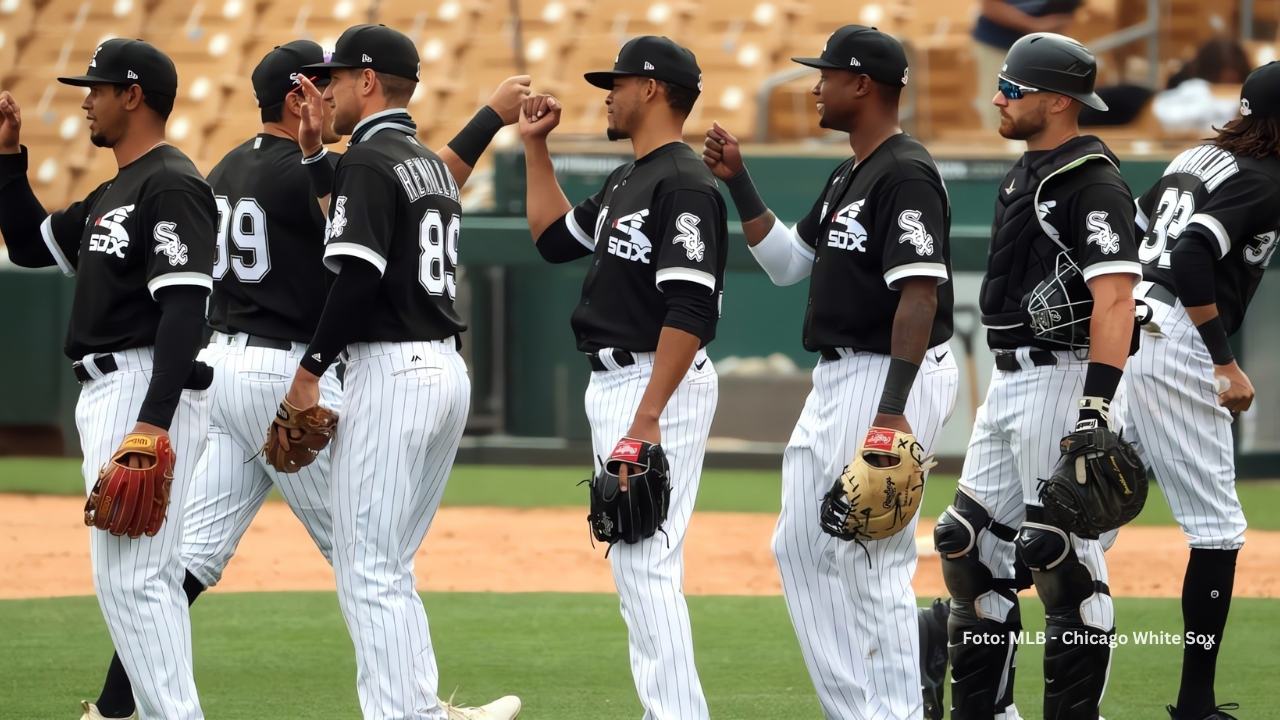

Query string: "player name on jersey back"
[392, 156, 459, 204]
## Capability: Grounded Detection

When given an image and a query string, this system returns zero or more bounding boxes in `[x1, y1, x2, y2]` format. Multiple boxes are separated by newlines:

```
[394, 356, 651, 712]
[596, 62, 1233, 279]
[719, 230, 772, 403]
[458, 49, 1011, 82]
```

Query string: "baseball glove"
[84, 433, 176, 539]
[585, 436, 671, 547]
[262, 399, 338, 473]
[1038, 424, 1148, 539]
[820, 426, 935, 542]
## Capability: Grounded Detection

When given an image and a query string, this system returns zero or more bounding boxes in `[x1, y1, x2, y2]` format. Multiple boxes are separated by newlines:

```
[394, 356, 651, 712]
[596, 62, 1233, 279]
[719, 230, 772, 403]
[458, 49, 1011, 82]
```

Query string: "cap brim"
[300, 61, 348, 72]
[790, 56, 842, 70]
[56, 74, 125, 87]
[584, 70, 631, 89]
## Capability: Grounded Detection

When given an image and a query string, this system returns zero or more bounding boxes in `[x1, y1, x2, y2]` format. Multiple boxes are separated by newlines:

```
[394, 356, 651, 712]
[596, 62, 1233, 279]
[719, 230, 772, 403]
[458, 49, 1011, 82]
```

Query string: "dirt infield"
[2, 494, 1276, 600]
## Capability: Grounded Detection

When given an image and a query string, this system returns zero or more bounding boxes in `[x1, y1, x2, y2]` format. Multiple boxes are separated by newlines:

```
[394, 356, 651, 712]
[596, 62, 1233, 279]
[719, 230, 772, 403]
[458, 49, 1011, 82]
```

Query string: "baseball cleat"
[1167, 702, 1240, 720]
[79, 701, 136, 720]
[442, 694, 522, 719]
[918, 597, 950, 720]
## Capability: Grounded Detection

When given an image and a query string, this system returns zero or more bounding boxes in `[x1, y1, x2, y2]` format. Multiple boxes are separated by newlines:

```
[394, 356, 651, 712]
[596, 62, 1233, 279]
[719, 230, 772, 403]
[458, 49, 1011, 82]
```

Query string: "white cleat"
[442, 694, 522, 719]
[79, 702, 136, 720]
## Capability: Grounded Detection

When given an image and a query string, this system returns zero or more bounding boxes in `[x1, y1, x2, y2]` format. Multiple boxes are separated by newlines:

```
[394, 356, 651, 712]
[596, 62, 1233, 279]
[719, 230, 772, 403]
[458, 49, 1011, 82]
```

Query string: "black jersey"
[206, 134, 339, 342]
[1135, 143, 1280, 335]
[39, 144, 216, 359]
[321, 112, 465, 342]
[540, 141, 728, 352]
[793, 133, 953, 354]
[981, 136, 1141, 350]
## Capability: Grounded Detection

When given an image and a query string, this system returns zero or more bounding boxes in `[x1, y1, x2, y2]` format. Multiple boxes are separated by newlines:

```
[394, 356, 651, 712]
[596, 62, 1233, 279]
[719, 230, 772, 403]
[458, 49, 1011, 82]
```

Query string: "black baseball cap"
[252, 40, 328, 108]
[792, 25, 909, 87]
[57, 38, 178, 97]
[1240, 61, 1280, 118]
[585, 36, 702, 93]
[303, 24, 420, 82]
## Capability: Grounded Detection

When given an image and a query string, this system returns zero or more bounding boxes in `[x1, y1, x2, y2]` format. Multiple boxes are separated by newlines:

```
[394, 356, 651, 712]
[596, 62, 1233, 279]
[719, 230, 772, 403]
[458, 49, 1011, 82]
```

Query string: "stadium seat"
[35, 0, 146, 38]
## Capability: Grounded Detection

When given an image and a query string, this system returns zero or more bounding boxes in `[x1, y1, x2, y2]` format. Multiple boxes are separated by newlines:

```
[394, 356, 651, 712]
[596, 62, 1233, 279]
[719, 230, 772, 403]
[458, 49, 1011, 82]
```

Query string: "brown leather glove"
[262, 399, 338, 473]
[85, 433, 176, 539]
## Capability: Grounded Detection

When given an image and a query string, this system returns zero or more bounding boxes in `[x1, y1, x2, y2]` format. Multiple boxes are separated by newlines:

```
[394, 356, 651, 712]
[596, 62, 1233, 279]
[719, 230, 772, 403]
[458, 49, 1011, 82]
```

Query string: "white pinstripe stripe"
[774, 345, 958, 719]
[76, 347, 211, 720]
[585, 356, 717, 720]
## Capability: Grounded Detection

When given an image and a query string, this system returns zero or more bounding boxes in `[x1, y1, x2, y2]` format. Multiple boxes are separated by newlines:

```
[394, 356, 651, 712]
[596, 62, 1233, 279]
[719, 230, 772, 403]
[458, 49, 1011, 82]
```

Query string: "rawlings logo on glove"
[820, 426, 936, 542]
[584, 437, 671, 548]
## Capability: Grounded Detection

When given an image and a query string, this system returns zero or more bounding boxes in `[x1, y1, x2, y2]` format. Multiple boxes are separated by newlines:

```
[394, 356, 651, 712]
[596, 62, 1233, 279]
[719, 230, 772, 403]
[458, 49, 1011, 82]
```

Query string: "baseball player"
[0, 40, 217, 720]
[275, 24, 521, 719]
[1123, 63, 1280, 720]
[704, 24, 958, 719]
[78, 39, 530, 720]
[519, 36, 727, 720]
[932, 33, 1140, 719]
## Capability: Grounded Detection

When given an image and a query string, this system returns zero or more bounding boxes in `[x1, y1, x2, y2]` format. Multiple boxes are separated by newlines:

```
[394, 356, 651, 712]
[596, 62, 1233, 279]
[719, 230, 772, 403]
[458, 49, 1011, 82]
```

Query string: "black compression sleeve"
[446, 106, 504, 168]
[723, 168, 768, 222]
[1170, 230, 1218, 308]
[877, 357, 919, 416]
[0, 148, 52, 267]
[535, 213, 591, 263]
[662, 280, 717, 341]
[302, 148, 335, 198]
[300, 259, 382, 376]
[137, 286, 209, 429]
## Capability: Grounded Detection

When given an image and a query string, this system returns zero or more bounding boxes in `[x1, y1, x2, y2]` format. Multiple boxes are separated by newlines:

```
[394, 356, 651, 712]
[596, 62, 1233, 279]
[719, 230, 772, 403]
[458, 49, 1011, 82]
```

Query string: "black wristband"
[724, 168, 768, 222]
[1078, 362, 1123, 425]
[1195, 316, 1235, 365]
[446, 105, 504, 168]
[301, 147, 334, 199]
[877, 356, 919, 416]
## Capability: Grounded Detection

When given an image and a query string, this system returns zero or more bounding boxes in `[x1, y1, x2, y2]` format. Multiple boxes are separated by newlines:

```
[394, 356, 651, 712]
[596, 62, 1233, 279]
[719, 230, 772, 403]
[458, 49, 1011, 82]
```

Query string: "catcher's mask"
[1023, 250, 1092, 349]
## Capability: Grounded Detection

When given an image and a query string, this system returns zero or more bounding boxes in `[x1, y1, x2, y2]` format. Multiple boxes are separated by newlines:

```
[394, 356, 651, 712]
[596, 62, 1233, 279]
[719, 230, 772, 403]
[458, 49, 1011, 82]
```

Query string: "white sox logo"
[88, 204, 136, 258]
[896, 209, 934, 256]
[827, 199, 868, 252]
[607, 209, 652, 263]
[1085, 211, 1120, 255]
[1241, 98, 1253, 116]
[672, 212, 705, 262]
[152, 221, 189, 266]
[328, 196, 348, 239]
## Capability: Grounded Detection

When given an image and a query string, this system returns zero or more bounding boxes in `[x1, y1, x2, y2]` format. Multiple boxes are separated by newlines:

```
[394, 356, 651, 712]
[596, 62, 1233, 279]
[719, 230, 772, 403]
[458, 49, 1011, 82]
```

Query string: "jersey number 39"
[213, 196, 270, 282]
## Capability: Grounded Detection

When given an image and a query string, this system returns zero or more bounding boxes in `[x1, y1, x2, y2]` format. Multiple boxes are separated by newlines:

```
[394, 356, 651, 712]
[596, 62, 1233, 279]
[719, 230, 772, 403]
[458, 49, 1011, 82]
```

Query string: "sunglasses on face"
[997, 77, 1041, 100]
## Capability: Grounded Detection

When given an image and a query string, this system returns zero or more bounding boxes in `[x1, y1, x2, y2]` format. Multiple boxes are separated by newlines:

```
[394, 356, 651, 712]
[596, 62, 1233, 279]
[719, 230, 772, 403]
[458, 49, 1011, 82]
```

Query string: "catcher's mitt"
[262, 399, 338, 473]
[820, 426, 935, 542]
[85, 433, 176, 539]
[585, 437, 671, 546]
[1038, 424, 1147, 539]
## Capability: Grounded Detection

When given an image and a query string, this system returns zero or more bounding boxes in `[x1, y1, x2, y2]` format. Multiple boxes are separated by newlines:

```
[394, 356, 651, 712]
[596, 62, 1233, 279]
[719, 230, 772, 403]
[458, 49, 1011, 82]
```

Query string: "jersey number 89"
[213, 196, 270, 283]
[419, 209, 460, 299]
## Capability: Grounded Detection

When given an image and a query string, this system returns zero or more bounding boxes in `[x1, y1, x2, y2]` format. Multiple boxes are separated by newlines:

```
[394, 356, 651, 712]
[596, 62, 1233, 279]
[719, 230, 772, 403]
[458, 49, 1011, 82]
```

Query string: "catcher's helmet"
[1000, 33, 1108, 111]
[1023, 251, 1092, 350]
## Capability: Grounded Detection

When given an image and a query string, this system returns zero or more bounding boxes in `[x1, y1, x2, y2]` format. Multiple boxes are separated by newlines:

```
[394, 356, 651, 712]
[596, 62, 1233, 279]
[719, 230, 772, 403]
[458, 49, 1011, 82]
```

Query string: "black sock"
[94, 570, 207, 717]
[1175, 548, 1238, 715]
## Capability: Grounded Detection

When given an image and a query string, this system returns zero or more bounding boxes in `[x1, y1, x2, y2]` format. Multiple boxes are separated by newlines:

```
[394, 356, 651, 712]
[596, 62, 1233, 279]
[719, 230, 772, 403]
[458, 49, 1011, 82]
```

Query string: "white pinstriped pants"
[329, 340, 470, 720]
[1121, 290, 1246, 550]
[585, 348, 717, 720]
[75, 346, 211, 720]
[180, 332, 343, 587]
[775, 344, 957, 720]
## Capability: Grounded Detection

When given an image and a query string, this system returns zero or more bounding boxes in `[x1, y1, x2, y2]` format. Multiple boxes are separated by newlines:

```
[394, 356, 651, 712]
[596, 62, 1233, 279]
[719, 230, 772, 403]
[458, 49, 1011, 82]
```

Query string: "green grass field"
[4, 460, 1279, 718]
[5, 458, 1280, 529]
[1, 593, 1274, 719]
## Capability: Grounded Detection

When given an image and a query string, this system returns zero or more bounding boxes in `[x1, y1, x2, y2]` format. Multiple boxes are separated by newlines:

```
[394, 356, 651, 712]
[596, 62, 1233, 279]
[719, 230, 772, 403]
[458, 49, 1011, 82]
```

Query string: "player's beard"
[89, 131, 113, 148]
[998, 108, 1047, 141]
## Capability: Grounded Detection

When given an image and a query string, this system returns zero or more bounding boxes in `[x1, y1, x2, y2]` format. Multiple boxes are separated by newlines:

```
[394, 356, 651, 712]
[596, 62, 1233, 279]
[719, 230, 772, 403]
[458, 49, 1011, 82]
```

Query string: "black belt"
[993, 350, 1057, 371]
[72, 354, 119, 382]
[819, 348, 845, 362]
[217, 333, 293, 351]
[587, 349, 636, 371]
[1145, 282, 1176, 307]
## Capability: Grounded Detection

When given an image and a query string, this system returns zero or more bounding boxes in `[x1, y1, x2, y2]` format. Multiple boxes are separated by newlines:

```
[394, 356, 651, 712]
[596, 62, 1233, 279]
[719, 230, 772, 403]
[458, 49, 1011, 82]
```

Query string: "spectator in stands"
[971, 1, 1083, 128]
[1166, 37, 1253, 89]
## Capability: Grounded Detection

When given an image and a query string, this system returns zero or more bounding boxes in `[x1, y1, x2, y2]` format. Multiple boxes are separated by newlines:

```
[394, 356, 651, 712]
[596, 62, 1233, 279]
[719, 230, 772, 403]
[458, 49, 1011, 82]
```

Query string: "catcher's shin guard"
[935, 489, 1025, 719]
[1042, 623, 1112, 720]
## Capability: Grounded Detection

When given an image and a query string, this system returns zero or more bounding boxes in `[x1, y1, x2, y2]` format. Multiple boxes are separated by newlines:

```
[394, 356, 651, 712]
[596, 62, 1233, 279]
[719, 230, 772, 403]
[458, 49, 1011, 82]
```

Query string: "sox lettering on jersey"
[607, 210, 652, 263]
[153, 221, 189, 266]
[89, 205, 136, 258]
[827, 199, 868, 252]
[897, 209, 935, 256]
[673, 213, 705, 262]
[1085, 211, 1120, 254]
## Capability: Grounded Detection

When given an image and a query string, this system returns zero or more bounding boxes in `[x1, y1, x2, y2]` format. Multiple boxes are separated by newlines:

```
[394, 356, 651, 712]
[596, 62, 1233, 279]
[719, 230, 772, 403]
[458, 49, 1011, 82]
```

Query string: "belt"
[72, 354, 119, 382]
[994, 350, 1057, 371]
[1144, 282, 1176, 307]
[217, 333, 293, 351]
[587, 349, 636, 371]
